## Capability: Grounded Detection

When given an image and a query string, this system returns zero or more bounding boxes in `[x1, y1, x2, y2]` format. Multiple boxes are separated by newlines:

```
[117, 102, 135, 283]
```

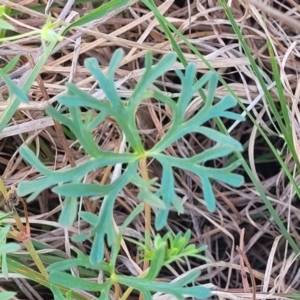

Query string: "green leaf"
[195, 127, 243, 151]
[18, 49, 244, 268]
[59, 196, 78, 227]
[19, 146, 53, 176]
[131, 174, 165, 209]
[0, 243, 20, 254]
[62, 0, 135, 31]
[18, 146, 136, 200]
[138, 187, 165, 209]
[90, 192, 118, 263]
[1, 253, 8, 278]
[51, 284, 66, 300]
[0, 212, 12, 222]
[80, 212, 97, 226]
[66, 290, 73, 300]
[119, 203, 144, 232]
[189, 145, 238, 164]
[52, 162, 135, 197]
[47, 259, 81, 272]
[41, 17, 61, 43]
[146, 242, 166, 280]
[175, 269, 200, 286]
[2, 56, 19, 73]
[116, 274, 212, 299]
[175, 64, 198, 121]
[99, 285, 112, 300]
[107, 48, 124, 78]
[85, 55, 123, 109]
[48, 271, 106, 291]
[129, 52, 176, 108]
[72, 233, 90, 243]
[48, 251, 111, 273]
[69, 107, 104, 157]
[0, 5, 5, 16]
[155, 164, 182, 229]
[0, 19, 14, 31]
[58, 83, 111, 112]
[0, 292, 16, 300]
[201, 176, 215, 211]
[54, 183, 113, 197]
[0, 225, 9, 242]
[0, 73, 29, 103]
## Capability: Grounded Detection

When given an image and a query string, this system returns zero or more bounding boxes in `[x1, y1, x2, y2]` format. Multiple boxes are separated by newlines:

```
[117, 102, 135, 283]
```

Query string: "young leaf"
[146, 241, 166, 281]
[41, 17, 62, 43]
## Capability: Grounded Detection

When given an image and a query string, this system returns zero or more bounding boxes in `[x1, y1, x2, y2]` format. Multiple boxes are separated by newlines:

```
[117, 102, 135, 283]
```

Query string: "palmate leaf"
[17, 49, 244, 266]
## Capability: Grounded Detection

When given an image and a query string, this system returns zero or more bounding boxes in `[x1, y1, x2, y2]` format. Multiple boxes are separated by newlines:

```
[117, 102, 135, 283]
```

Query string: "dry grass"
[1, 0, 300, 299]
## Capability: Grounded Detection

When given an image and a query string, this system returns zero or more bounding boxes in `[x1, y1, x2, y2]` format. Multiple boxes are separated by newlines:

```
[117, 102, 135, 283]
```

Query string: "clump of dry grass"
[1, 0, 300, 299]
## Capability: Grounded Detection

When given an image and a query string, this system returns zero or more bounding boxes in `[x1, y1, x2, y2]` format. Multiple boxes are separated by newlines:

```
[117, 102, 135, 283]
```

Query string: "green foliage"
[218, 0, 300, 255]
[0, 56, 28, 103]
[18, 49, 244, 267]
[139, 230, 211, 266]
[116, 271, 211, 300]
[14, 49, 244, 298]
[0, 5, 15, 32]
[143, 0, 300, 258]
[0, 225, 20, 281]
[47, 230, 211, 299]
[0, 292, 16, 300]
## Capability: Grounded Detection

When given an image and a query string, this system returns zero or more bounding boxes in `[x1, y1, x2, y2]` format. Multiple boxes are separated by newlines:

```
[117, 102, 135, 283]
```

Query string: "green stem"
[0, 30, 40, 42]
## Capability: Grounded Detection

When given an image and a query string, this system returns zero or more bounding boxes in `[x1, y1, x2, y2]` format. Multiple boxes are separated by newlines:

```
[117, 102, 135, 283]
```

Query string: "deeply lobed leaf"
[18, 50, 244, 264]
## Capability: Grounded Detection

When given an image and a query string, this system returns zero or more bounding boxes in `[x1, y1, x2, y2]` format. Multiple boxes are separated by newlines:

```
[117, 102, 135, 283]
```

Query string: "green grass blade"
[143, 0, 300, 254]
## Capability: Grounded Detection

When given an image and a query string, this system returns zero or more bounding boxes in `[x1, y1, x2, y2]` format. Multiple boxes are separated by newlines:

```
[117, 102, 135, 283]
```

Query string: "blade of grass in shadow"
[142, 0, 300, 254]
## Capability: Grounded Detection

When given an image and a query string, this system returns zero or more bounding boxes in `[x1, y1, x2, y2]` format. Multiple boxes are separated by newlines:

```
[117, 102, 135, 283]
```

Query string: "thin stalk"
[23, 239, 48, 277]
[139, 156, 151, 271]
[2, 186, 48, 276]
[139, 156, 151, 300]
